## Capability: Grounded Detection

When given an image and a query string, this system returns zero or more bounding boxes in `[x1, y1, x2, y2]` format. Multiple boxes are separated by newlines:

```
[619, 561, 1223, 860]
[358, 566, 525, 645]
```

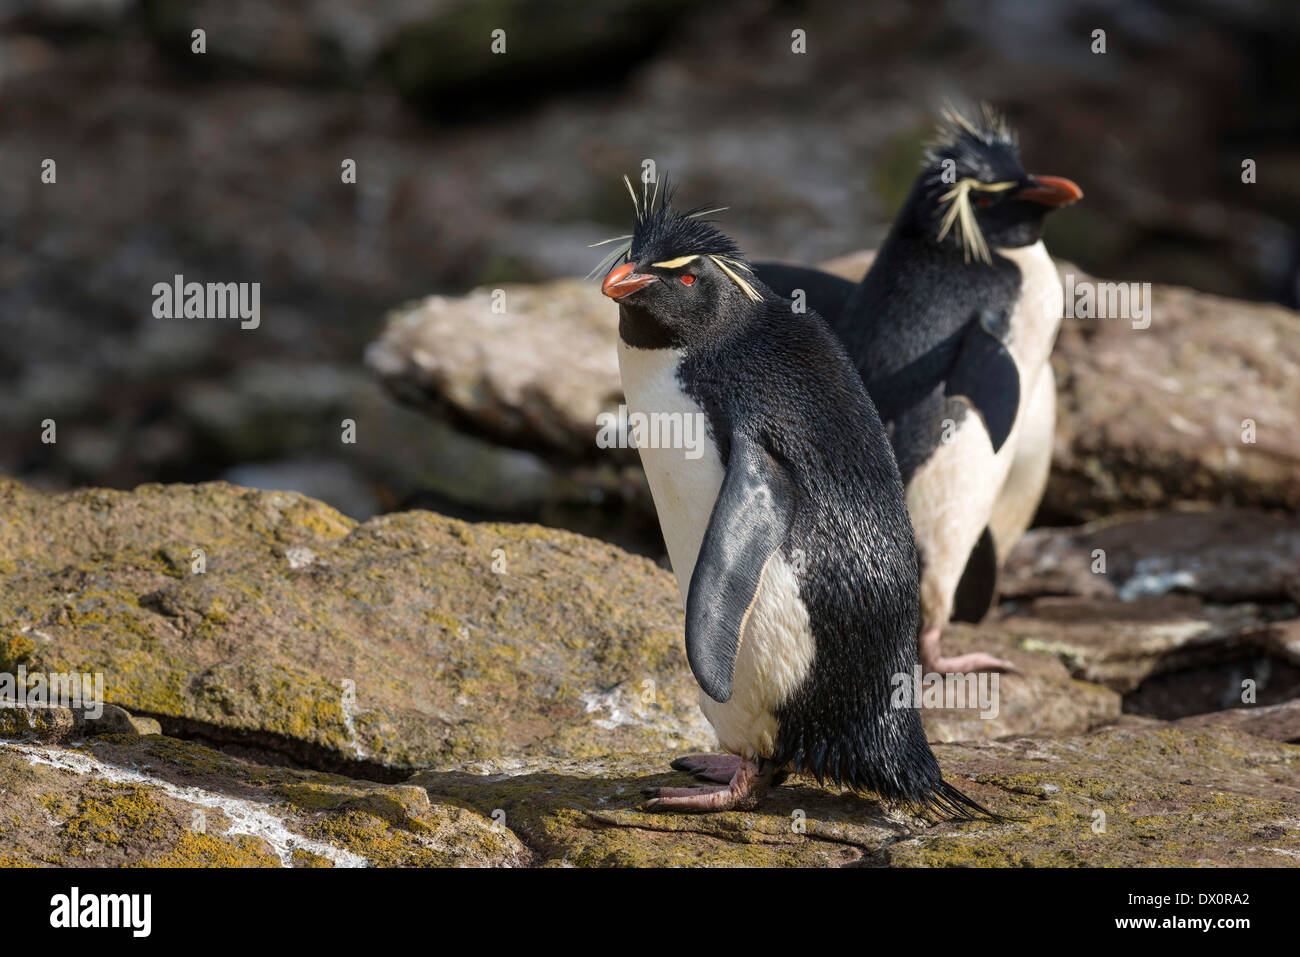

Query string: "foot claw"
[669, 753, 742, 784]
[642, 757, 773, 812]
[644, 784, 728, 803]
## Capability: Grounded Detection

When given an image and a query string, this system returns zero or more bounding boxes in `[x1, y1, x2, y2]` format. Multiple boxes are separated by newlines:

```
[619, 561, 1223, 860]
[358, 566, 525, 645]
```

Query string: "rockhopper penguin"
[755, 107, 1082, 673]
[598, 178, 988, 816]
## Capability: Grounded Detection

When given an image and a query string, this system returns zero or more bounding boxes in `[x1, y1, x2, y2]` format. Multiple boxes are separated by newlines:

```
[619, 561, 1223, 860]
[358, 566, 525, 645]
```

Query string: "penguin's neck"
[868, 224, 995, 292]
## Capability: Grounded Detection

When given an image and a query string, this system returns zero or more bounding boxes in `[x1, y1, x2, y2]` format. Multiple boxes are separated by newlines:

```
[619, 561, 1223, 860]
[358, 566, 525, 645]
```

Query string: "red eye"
[680, 274, 695, 285]
[976, 196, 993, 208]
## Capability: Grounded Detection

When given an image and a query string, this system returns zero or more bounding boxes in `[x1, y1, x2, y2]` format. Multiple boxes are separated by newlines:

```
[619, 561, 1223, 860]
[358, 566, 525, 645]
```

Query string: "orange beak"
[601, 261, 657, 299]
[1018, 175, 1083, 207]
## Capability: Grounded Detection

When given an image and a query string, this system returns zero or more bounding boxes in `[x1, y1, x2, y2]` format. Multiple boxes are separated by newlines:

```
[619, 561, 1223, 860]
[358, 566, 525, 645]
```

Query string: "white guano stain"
[285, 546, 317, 570]
[579, 686, 714, 742]
[0, 739, 367, 868]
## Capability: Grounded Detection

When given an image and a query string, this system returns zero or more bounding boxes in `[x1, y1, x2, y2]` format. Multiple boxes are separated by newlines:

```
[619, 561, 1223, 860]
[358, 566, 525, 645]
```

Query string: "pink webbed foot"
[919, 626, 1018, 675]
[669, 753, 743, 784]
[669, 753, 791, 787]
[644, 757, 775, 812]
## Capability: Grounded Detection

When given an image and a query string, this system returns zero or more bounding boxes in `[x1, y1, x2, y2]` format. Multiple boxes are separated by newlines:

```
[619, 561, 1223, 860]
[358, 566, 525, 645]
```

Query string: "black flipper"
[945, 309, 1020, 453]
[951, 525, 999, 623]
[751, 262, 857, 326]
[685, 432, 798, 703]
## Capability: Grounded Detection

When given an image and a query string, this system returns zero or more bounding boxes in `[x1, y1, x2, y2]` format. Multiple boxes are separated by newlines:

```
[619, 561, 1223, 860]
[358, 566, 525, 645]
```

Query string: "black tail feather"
[913, 777, 1001, 822]
[774, 725, 1004, 822]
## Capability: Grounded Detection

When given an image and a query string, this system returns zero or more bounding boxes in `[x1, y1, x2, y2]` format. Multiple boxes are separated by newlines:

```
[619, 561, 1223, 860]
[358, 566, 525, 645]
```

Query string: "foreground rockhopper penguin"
[756, 107, 1082, 674]
[597, 179, 988, 816]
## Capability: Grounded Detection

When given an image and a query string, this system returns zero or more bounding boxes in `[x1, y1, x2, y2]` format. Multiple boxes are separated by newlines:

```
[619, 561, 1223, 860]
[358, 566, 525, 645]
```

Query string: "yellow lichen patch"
[143, 831, 281, 868]
[291, 848, 334, 868]
[61, 785, 174, 856]
[139, 736, 246, 777]
[276, 781, 358, 812]
[299, 805, 516, 868]
[0, 633, 36, 672]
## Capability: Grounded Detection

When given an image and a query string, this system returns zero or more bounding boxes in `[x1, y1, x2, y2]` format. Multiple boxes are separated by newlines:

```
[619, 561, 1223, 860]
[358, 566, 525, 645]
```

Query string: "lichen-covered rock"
[1175, 698, 1300, 744]
[0, 478, 714, 772]
[2, 478, 1296, 867]
[0, 479, 1124, 774]
[3, 715, 1297, 867]
[410, 720, 1300, 867]
[0, 704, 76, 742]
[0, 703, 160, 743]
[0, 734, 524, 867]
[889, 725, 1300, 867]
[5, 477, 1296, 867]
[414, 753, 903, 867]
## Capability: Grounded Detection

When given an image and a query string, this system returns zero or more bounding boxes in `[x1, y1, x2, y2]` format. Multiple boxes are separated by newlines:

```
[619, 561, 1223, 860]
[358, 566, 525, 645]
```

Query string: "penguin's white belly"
[908, 241, 1063, 626]
[989, 362, 1056, 560]
[907, 413, 1011, 627]
[617, 340, 814, 760]
[697, 552, 814, 760]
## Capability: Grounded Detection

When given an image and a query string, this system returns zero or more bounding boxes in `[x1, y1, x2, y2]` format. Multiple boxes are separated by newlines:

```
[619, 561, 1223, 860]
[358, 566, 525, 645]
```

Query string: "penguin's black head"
[597, 178, 764, 350]
[903, 105, 1082, 263]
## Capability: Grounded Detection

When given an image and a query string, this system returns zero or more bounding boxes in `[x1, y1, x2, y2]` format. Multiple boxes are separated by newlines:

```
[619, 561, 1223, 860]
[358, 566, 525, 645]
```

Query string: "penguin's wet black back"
[753, 232, 1025, 485]
[840, 229, 1022, 483]
[675, 292, 987, 815]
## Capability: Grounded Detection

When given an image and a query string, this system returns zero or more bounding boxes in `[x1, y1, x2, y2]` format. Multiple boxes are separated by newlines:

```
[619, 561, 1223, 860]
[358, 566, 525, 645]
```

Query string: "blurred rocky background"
[3, 0, 1298, 542]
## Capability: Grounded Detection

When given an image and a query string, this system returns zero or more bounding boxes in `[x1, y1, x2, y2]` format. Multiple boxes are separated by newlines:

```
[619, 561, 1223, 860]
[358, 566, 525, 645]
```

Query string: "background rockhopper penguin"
[599, 180, 988, 817]
[756, 106, 1082, 674]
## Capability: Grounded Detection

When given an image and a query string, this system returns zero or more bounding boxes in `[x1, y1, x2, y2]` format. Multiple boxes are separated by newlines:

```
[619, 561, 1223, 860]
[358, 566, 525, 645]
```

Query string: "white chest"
[995, 240, 1063, 374]
[616, 341, 725, 599]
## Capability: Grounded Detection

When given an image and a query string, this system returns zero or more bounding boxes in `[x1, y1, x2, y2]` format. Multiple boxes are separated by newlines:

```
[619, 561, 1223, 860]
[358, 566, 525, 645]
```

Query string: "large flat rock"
[1051, 283, 1300, 518]
[0, 478, 715, 772]
[367, 259, 1300, 520]
[367, 282, 627, 463]
[0, 478, 1123, 773]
